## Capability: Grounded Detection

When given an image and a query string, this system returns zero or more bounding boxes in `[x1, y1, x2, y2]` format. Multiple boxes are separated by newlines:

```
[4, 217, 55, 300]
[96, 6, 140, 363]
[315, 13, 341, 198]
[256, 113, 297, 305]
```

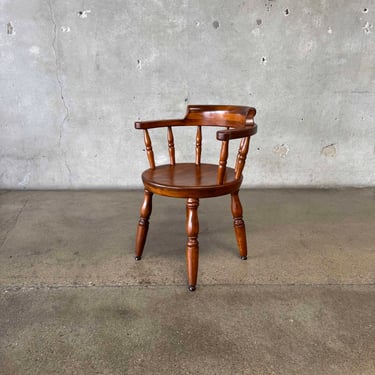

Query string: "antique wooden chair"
[134, 105, 257, 291]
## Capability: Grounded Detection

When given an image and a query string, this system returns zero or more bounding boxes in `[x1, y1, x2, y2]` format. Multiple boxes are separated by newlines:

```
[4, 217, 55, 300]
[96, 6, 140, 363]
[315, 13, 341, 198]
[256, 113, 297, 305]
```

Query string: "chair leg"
[231, 191, 248, 260]
[135, 189, 153, 260]
[186, 198, 199, 291]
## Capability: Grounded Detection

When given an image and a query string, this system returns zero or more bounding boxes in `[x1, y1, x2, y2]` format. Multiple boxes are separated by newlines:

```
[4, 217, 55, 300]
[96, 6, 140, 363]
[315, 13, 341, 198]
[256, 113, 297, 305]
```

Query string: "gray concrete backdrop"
[0, 0, 374, 189]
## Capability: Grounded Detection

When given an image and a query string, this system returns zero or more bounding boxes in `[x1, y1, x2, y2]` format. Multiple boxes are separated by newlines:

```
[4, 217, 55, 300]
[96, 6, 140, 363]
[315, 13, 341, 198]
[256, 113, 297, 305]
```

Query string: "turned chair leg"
[231, 191, 248, 260]
[186, 198, 199, 291]
[135, 189, 153, 260]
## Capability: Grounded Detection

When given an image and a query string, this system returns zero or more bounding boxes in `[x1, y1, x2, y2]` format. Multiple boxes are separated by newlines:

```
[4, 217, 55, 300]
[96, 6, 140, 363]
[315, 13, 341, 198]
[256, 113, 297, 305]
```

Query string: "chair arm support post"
[217, 140, 229, 184]
[167, 126, 176, 165]
[143, 129, 155, 169]
[235, 137, 250, 179]
[195, 126, 202, 165]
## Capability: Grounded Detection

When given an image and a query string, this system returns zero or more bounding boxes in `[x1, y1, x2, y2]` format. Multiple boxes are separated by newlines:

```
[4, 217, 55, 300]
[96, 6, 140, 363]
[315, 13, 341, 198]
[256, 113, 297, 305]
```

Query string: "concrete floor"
[0, 189, 374, 374]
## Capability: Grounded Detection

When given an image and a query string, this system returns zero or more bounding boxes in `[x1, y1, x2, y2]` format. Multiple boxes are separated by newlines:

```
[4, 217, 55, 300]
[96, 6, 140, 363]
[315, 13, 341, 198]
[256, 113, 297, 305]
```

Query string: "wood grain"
[134, 105, 257, 290]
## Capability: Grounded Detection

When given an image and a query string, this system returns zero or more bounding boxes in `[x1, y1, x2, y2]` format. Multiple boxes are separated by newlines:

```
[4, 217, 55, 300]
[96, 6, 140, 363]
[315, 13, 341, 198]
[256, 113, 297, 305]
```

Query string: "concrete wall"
[0, 0, 374, 189]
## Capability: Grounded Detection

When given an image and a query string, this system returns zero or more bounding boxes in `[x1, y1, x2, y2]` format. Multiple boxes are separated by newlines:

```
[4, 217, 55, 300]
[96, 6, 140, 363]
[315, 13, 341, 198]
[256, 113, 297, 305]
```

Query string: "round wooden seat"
[142, 163, 243, 199]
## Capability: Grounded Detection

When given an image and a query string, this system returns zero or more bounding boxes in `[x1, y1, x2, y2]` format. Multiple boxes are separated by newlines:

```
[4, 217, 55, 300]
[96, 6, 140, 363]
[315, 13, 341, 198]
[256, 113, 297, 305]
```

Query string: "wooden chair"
[134, 105, 257, 291]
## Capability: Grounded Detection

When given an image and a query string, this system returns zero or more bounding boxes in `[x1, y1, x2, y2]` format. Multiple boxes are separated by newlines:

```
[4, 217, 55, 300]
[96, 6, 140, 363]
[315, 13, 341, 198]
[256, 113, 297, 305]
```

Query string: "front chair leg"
[135, 189, 153, 260]
[231, 191, 248, 260]
[186, 198, 199, 291]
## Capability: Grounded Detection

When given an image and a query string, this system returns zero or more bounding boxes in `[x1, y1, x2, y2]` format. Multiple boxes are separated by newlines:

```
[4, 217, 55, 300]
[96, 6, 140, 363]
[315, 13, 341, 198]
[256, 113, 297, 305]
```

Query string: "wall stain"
[29, 46, 40, 55]
[77, 10, 91, 18]
[265, 2, 273, 12]
[321, 144, 337, 157]
[362, 22, 373, 34]
[7, 22, 15, 35]
[252, 28, 261, 36]
[273, 144, 289, 158]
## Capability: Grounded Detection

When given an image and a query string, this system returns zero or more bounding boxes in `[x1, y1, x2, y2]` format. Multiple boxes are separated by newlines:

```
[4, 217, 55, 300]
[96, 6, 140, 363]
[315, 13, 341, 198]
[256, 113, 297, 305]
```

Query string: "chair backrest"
[185, 105, 256, 128]
[135, 105, 257, 184]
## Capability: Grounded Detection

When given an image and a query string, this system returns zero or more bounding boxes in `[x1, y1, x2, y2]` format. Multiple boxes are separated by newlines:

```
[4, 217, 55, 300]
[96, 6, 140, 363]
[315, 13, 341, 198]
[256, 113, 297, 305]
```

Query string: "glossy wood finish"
[134, 105, 257, 290]
[144, 129, 155, 169]
[135, 189, 153, 260]
[217, 140, 229, 185]
[195, 126, 202, 165]
[167, 127, 175, 166]
[231, 190, 247, 259]
[142, 163, 242, 199]
[186, 198, 199, 291]
[235, 136, 250, 180]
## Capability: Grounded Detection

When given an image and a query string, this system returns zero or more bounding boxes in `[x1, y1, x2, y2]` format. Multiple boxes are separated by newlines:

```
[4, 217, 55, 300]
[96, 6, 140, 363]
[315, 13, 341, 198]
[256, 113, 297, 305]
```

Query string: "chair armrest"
[216, 124, 257, 141]
[135, 119, 186, 129]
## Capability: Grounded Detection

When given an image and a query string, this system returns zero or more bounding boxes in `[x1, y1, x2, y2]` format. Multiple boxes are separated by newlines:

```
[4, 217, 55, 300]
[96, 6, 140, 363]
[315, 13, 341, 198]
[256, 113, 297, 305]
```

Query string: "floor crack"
[47, 0, 72, 185]
[1, 282, 375, 293]
[0, 199, 28, 252]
